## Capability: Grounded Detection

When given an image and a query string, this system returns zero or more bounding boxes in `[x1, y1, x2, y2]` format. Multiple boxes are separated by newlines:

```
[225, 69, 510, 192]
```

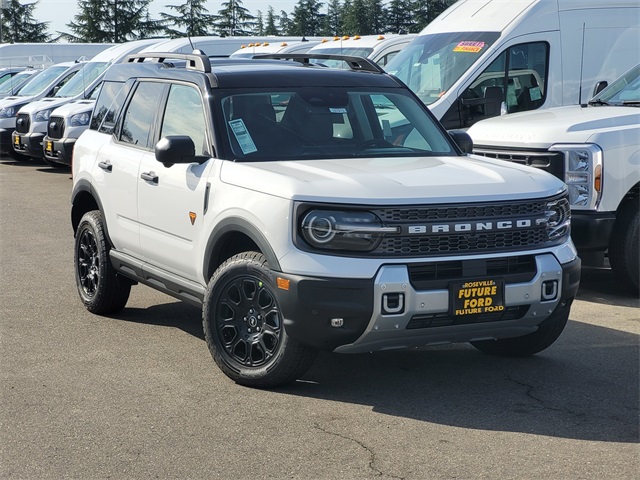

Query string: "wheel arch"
[616, 182, 640, 215]
[203, 217, 282, 281]
[71, 179, 108, 240]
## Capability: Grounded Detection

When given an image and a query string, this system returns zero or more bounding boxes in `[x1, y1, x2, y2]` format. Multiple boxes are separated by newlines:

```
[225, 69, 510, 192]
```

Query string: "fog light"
[330, 318, 344, 328]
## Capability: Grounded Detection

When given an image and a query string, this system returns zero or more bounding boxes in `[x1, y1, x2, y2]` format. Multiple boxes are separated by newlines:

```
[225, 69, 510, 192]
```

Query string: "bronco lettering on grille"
[407, 217, 545, 234]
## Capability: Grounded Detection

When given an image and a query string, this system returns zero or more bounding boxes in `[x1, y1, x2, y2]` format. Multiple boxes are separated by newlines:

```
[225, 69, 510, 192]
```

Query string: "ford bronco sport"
[71, 52, 580, 388]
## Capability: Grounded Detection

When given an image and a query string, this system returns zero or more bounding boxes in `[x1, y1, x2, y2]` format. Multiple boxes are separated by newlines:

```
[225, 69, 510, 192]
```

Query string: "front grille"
[15, 113, 30, 134]
[473, 146, 565, 181]
[367, 196, 562, 257]
[47, 116, 65, 139]
[408, 255, 537, 290]
[406, 305, 529, 329]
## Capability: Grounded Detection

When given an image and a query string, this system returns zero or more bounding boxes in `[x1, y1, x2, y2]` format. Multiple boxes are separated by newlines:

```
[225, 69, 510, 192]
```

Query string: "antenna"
[578, 22, 586, 107]
[188, 35, 195, 53]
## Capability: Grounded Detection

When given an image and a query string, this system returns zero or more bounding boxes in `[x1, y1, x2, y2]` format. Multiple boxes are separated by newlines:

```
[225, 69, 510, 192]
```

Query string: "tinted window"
[120, 82, 164, 148]
[91, 81, 129, 133]
[160, 84, 207, 156]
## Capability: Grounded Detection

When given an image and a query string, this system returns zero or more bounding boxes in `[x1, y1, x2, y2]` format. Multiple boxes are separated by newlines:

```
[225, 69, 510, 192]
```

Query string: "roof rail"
[254, 53, 384, 73]
[124, 52, 211, 73]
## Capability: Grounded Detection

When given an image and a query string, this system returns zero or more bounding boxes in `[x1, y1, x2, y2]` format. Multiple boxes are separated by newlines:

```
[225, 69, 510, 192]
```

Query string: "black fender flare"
[203, 216, 282, 279]
[71, 179, 110, 244]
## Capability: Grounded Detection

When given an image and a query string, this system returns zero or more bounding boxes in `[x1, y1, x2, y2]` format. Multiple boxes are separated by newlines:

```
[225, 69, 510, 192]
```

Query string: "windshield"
[386, 32, 501, 105]
[591, 64, 640, 105]
[218, 87, 455, 162]
[17, 66, 69, 96]
[55, 62, 109, 98]
[0, 71, 35, 94]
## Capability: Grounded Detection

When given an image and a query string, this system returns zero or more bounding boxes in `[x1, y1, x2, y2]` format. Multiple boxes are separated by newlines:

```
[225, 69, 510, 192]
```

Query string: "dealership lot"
[1, 157, 638, 479]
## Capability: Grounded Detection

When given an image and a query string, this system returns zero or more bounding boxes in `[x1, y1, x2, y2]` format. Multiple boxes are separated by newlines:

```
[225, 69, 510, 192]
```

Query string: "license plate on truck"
[45, 141, 53, 155]
[452, 279, 505, 316]
[13, 135, 20, 147]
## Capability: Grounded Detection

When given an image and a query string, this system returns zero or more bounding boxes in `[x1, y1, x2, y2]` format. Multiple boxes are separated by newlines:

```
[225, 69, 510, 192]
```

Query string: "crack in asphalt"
[313, 422, 405, 480]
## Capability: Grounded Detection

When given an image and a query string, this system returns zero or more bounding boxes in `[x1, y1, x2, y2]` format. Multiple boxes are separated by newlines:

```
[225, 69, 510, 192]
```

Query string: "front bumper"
[43, 135, 75, 166]
[12, 131, 45, 159]
[571, 211, 615, 251]
[277, 253, 581, 353]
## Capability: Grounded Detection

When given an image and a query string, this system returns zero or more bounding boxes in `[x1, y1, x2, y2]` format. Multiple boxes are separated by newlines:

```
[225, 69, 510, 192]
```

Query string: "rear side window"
[119, 82, 165, 148]
[91, 81, 129, 134]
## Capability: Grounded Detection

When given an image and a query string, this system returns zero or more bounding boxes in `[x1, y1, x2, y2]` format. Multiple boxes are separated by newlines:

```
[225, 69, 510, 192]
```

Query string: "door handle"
[98, 161, 112, 172]
[141, 171, 158, 184]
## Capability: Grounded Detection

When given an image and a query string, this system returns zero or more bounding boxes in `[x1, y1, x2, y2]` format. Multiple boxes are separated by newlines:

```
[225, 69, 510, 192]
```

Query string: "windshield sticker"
[228, 119, 257, 154]
[329, 108, 347, 114]
[453, 41, 486, 53]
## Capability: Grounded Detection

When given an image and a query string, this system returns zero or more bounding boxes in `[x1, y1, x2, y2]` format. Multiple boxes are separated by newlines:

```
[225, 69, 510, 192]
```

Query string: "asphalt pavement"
[1, 157, 638, 479]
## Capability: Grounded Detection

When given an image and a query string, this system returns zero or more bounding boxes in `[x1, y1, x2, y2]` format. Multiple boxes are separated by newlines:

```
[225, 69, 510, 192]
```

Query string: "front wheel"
[74, 210, 131, 314]
[203, 252, 317, 388]
[470, 299, 572, 357]
[608, 200, 639, 294]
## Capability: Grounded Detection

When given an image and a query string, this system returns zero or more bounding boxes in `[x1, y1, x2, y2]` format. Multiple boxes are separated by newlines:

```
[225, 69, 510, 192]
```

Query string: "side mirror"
[155, 135, 201, 167]
[448, 130, 473, 154]
[592, 81, 608, 97]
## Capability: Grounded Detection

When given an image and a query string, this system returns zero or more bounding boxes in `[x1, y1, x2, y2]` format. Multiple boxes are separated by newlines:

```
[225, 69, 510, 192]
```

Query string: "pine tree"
[1, 0, 50, 43]
[254, 10, 264, 35]
[365, 0, 386, 35]
[342, 0, 368, 36]
[264, 6, 279, 35]
[324, 0, 342, 36]
[160, 0, 216, 38]
[386, 0, 413, 34]
[215, 0, 255, 36]
[290, 0, 324, 37]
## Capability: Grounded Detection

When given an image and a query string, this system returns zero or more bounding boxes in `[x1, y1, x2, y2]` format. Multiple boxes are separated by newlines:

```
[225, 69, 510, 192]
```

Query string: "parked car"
[307, 34, 416, 68]
[230, 39, 321, 58]
[0, 68, 41, 99]
[468, 63, 640, 292]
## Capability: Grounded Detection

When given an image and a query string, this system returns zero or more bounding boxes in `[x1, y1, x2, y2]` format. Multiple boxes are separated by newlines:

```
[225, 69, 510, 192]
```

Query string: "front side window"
[120, 82, 165, 148]
[441, 41, 549, 129]
[386, 32, 501, 106]
[219, 87, 455, 162]
[160, 84, 208, 156]
[91, 80, 131, 133]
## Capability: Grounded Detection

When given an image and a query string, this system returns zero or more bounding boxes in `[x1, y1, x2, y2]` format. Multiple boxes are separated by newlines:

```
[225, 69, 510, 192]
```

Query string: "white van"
[13, 39, 162, 163]
[385, 0, 640, 129]
[0, 43, 113, 67]
[141, 36, 323, 58]
[307, 34, 416, 68]
[230, 40, 321, 58]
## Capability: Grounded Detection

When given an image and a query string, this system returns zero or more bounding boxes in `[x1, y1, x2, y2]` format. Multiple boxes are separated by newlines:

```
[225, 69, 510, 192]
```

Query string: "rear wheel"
[74, 210, 131, 314]
[203, 252, 317, 388]
[609, 200, 639, 294]
[470, 299, 572, 357]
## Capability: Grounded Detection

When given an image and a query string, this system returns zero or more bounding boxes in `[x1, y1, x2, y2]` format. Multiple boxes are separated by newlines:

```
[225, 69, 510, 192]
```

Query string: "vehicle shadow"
[111, 300, 639, 444]
[578, 265, 639, 308]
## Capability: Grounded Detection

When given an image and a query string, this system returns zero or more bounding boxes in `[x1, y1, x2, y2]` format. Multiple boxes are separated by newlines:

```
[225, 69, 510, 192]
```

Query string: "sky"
[35, 0, 302, 37]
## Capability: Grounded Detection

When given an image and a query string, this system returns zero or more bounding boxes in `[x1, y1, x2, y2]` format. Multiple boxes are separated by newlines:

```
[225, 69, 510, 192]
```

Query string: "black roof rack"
[253, 53, 384, 73]
[124, 52, 211, 73]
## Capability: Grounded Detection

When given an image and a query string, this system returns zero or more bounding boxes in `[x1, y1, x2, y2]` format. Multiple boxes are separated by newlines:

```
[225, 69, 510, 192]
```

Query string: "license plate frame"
[45, 140, 53, 155]
[451, 278, 505, 316]
[13, 135, 20, 147]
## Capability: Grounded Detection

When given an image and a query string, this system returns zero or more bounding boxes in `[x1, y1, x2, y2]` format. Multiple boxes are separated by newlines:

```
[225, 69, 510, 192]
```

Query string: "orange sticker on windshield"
[453, 41, 485, 53]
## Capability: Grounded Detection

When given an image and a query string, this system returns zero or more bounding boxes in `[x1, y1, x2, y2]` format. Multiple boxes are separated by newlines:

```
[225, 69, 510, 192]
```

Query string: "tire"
[74, 210, 131, 314]
[470, 299, 572, 357]
[609, 200, 639, 294]
[202, 252, 317, 388]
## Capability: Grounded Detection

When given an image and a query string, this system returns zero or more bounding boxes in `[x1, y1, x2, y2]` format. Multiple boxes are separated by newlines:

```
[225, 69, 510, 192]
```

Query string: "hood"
[51, 99, 95, 117]
[0, 95, 36, 109]
[468, 105, 640, 148]
[18, 97, 73, 115]
[220, 155, 565, 204]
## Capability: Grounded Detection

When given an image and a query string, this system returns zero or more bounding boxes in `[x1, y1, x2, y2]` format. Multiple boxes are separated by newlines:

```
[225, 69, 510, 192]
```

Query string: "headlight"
[69, 112, 91, 127]
[549, 144, 603, 210]
[299, 209, 398, 252]
[544, 196, 571, 240]
[0, 106, 17, 119]
[35, 108, 53, 122]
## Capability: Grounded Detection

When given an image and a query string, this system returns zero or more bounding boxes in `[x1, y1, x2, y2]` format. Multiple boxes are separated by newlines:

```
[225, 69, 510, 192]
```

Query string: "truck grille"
[47, 116, 65, 140]
[15, 113, 30, 134]
[406, 305, 529, 329]
[473, 146, 565, 181]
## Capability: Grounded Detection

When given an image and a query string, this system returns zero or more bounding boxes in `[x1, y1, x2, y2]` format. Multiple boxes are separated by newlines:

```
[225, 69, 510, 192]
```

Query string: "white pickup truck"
[468, 64, 639, 293]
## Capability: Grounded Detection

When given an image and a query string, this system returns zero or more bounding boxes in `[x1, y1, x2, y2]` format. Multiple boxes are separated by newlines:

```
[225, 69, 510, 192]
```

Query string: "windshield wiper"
[588, 99, 610, 106]
[622, 100, 640, 106]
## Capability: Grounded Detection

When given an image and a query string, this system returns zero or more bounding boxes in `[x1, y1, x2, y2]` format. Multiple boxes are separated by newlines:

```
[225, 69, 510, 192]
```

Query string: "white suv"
[71, 52, 581, 388]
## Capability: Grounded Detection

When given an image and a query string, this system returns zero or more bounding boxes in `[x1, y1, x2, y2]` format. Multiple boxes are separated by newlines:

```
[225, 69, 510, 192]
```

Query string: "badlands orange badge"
[189, 212, 197, 225]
